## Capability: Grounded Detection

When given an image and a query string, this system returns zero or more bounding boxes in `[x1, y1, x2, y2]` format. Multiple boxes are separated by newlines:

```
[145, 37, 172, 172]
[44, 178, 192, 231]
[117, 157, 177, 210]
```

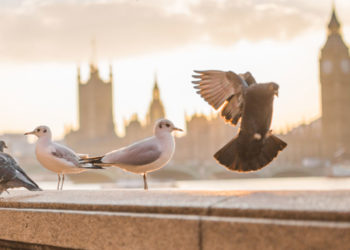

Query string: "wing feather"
[192, 70, 255, 124]
[102, 138, 162, 166]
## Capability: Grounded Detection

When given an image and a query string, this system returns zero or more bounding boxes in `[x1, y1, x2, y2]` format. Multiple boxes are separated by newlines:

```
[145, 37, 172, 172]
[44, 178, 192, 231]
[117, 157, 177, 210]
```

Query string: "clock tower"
[320, 5, 350, 157]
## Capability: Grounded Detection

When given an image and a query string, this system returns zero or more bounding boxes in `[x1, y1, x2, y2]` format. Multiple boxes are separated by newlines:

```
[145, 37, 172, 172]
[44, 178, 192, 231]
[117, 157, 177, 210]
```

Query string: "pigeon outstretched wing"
[192, 70, 256, 125]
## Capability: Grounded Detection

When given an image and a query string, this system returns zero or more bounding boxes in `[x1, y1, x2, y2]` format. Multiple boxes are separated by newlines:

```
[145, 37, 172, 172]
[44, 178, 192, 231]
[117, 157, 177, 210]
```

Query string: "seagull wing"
[102, 137, 162, 166]
[51, 143, 81, 168]
[192, 70, 256, 125]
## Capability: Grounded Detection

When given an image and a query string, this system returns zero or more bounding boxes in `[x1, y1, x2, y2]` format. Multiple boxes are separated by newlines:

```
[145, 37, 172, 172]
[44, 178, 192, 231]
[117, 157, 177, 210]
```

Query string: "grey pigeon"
[192, 70, 287, 172]
[0, 141, 42, 195]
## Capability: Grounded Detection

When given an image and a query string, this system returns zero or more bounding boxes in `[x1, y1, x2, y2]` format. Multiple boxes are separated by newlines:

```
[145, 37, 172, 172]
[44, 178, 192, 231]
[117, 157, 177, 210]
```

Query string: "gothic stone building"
[320, 6, 350, 157]
[65, 63, 117, 154]
[272, 6, 350, 174]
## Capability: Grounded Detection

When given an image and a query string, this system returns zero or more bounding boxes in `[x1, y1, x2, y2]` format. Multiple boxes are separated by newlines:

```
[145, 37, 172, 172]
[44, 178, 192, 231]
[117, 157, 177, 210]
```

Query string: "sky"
[0, 0, 350, 139]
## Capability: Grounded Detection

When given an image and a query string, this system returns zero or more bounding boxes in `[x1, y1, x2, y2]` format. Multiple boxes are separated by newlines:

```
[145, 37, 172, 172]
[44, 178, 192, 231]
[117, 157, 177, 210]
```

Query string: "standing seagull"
[25, 125, 102, 190]
[0, 140, 42, 195]
[192, 70, 287, 172]
[80, 119, 182, 190]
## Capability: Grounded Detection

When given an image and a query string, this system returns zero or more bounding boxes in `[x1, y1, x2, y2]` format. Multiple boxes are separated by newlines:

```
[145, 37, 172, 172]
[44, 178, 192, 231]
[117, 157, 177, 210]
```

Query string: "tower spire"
[109, 63, 113, 83]
[328, 2, 341, 34]
[77, 65, 81, 84]
[91, 37, 97, 65]
[90, 37, 98, 74]
[153, 72, 159, 100]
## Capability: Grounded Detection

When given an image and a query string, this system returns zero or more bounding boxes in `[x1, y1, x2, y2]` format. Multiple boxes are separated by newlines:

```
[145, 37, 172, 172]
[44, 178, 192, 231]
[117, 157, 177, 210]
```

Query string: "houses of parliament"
[64, 61, 237, 179]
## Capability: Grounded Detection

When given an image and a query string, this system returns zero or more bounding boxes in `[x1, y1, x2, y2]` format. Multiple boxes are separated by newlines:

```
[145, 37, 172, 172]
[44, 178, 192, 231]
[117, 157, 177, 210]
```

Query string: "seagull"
[80, 119, 182, 190]
[0, 140, 42, 195]
[24, 125, 103, 190]
[192, 70, 287, 172]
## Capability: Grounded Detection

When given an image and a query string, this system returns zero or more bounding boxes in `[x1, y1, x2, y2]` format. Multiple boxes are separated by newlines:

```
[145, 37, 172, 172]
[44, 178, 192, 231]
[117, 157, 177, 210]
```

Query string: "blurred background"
[1, 0, 350, 190]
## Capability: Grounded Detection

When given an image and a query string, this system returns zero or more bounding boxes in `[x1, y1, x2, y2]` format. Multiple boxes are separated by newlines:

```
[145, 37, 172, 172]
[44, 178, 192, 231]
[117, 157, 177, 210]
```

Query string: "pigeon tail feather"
[214, 135, 287, 172]
[7, 178, 42, 191]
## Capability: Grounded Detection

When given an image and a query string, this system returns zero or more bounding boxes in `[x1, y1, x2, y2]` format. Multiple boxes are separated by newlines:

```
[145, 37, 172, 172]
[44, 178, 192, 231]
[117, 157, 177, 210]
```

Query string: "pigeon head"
[154, 119, 183, 136]
[268, 82, 279, 97]
[24, 125, 52, 139]
[0, 140, 8, 152]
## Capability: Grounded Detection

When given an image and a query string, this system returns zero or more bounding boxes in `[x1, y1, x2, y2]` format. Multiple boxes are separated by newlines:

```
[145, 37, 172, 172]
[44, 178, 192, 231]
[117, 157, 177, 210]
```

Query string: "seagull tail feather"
[79, 156, 103, 164]
[79, 156, 104, 169]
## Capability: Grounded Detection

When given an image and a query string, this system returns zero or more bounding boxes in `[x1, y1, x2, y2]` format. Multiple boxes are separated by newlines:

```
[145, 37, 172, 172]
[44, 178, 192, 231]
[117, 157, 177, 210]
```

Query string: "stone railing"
[0, 190, 350, 249]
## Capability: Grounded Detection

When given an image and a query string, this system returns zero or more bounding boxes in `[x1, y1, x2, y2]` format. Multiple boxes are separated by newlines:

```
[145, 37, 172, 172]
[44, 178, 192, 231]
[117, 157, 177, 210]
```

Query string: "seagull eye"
[36, 128, 40, 132]
[43, 129, 47, 133]
[166, 124, 170, 128]
[159, 124, 162, 129]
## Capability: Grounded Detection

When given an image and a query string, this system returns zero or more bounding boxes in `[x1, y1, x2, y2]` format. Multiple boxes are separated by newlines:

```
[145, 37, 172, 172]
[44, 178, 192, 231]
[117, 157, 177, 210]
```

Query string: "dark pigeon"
[192, 70, 287, 172]
[0, 141, 42, 194]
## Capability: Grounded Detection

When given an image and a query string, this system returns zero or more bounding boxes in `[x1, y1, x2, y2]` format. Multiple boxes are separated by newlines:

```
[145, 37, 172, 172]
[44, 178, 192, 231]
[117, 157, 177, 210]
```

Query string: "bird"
[80, 119, 183, 190]
[0, 140, 42, 195]
[24, 125, 103, 190]
[192, 70, 287, 172]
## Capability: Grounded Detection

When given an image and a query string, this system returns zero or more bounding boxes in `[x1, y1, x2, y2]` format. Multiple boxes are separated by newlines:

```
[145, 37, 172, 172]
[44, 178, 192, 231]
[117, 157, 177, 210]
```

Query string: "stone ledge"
[0, 190, 350, 249]
[1, 190, 350, 221]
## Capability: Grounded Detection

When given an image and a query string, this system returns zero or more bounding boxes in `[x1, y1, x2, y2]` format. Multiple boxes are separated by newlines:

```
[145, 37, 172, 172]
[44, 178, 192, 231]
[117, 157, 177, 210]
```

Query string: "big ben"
[320, 5, 350, 157]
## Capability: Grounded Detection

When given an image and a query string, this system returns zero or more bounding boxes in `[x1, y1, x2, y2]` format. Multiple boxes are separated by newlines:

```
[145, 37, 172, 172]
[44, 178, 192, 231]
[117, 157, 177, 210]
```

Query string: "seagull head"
[154, 119, 183, 136]
[268, 82, 279, 97]
[0, 140, 7, 152]
[24, 125, 52, 139]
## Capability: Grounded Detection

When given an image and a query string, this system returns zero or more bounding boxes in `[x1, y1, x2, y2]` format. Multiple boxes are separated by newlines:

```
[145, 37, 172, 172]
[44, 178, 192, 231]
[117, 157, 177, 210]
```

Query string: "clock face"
[341, 59, 350, 73]
[322, 60, 332, 74]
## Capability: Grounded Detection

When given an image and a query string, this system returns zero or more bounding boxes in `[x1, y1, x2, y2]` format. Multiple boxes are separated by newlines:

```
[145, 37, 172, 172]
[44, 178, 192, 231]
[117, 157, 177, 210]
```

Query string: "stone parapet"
[0, 190, 349, 249]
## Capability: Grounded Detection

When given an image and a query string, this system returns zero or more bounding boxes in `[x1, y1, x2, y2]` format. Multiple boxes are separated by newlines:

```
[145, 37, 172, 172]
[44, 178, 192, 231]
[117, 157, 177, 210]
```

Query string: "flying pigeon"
[0, 140, 42, 195]
[80, 119, 183, 190]
[25, 126, 103, 190]
[192, 70, 287, 172]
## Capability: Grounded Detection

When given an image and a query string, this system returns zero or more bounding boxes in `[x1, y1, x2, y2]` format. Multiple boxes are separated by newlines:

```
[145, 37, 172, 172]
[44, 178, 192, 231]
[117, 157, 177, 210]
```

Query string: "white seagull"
[25, 125, 103, 190]
[81, 119, 182, 190]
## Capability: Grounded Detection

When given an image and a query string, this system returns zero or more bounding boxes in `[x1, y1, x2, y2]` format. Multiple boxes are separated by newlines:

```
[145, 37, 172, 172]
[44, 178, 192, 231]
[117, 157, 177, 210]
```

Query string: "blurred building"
[63, 65, 236, 180]
[319, 5, 350, 157]
[273, 5, 350, 175]
[61, 5, 350, 180]
[65, 63, 118, 154]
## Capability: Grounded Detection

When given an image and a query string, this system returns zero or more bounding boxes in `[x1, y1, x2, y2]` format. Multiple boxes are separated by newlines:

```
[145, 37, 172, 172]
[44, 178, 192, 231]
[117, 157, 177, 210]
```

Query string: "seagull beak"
[24, 130, 35, 135]
[274, 90, 279, 97]
[173, 127, 183, 132]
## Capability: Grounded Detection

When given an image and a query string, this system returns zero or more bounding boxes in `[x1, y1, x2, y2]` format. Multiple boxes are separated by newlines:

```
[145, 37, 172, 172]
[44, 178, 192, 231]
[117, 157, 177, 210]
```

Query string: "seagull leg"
[143, 173, 148, 190]
[57, 174, 61, 191]
[60, 174, 65, 190]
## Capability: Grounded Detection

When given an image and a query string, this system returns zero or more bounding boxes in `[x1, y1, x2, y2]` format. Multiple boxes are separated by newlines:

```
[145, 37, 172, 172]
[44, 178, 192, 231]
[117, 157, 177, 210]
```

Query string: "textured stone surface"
[202, 217, 350, 250]
[0, 208, 199, 250]
[2, 190, 350, 220]
[1, 190, 350, 249]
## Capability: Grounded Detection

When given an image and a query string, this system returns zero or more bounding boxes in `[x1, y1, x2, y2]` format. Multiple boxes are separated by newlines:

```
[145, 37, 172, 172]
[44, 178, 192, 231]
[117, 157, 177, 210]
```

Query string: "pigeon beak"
[173, 127, 183, 132]
[4, 144, 7, 149]
[24, 131, 35, 135]
[274, 90, 279, 97]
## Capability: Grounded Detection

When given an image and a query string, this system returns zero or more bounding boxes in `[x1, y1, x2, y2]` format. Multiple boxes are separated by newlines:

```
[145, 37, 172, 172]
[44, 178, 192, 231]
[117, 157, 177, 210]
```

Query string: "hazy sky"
[0, 0, 349, 138]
